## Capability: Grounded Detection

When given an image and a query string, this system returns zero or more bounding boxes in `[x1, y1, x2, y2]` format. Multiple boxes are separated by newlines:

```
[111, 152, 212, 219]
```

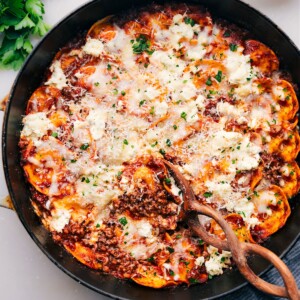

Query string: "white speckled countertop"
[0, 1, 299, 299]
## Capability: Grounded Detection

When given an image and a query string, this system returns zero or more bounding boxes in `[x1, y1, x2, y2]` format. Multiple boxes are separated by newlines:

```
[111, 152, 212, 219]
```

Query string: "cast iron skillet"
[2, 0, 300, 299]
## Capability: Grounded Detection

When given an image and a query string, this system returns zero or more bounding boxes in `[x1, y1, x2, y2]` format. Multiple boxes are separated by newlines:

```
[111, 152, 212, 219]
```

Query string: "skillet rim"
[2, 0, 300, 299]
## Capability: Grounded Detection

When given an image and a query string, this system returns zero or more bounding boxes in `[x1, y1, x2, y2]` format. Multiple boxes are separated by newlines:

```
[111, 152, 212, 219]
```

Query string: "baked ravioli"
[19, 3, 300, 287]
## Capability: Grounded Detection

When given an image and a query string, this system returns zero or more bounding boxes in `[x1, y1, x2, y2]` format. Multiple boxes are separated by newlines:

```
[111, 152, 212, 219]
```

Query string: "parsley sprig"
[132, 35, 154, 55]
[0, 0, 50, 70]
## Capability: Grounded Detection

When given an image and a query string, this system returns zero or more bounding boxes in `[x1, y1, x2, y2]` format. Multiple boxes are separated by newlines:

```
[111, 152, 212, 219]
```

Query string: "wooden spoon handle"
[163, 159, 300, 300]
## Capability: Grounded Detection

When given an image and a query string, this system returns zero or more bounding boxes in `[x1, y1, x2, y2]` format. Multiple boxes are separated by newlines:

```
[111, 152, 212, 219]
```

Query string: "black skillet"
[2, 0, 300, 299]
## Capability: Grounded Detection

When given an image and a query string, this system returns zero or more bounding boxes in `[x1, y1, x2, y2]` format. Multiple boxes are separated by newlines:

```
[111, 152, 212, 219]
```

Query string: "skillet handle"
[0, 195, 14, 210]
[0, 93, 13, 209]
[0, 94, 8, 112]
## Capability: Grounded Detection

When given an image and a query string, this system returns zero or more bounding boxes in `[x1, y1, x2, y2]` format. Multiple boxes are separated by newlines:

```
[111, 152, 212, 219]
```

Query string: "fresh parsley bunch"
[0, 0, 50, 70]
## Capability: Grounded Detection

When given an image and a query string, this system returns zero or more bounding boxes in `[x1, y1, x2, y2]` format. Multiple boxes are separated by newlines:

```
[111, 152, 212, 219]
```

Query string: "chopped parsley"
[94, 82, 100, 87]
[107, 64, 112, 70]
[238, 211, 246, 218]
[132, 35, 154, 55]
[203, 192, 213, 198]
[96, 223, 100, 228]
[169, 270, 175, 276]
[159, 148, 166, 155]
[70, 159, 77, 163]
[166, 139, 172, 147]
[121, 90, 126, 96]
[229, 43, 238, 52]
[214, 70, 222, 83]
[80, 143, 89, 150]
[184, 17, 196, 27]
[147, 256, 155, 262]
[165, 178, 172, 184]
[181, 111, 187, 120]
[167, 246, 174, 253]
[206, 77, 212, 86]
[139, 99, 146, 107]
[51, 132, 58, 138]
[119, 217, 128, 226]
[173, 124, 178, 130]
[189, 278, 199, 284]
[150, 106, 155, 115]
[123, 139, 129, 145]
[223, 30, 231, 37]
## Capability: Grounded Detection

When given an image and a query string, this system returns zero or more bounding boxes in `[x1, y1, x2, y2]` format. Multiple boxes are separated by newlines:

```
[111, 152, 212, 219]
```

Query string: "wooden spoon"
[163, 159, 300, 300]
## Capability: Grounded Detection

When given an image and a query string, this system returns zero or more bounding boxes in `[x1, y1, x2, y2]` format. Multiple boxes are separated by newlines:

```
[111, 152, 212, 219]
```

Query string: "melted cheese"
[121, 217, 161, 259]
[83, 38, 104, 56]
[22, 112, 54, 139]
[45, 60, 67, 89]
[50, 208, 71, 232]
[20, 7, 297, 285]
[205, 246, 231, 276]
[225, 50, 251, 84]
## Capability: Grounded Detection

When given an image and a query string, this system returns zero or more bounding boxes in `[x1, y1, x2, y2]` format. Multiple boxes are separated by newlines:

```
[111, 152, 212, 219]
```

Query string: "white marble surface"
[0, 1, 299, 299]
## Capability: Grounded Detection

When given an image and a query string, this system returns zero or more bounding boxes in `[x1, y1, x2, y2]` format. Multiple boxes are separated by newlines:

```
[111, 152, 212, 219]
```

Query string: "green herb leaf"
[25, 0, 45, 18]
[184, 17, 195, 27]
[206, 77, 212, 86]
[229, 43, 238, 52]
[189, 278, 199, 284]
[33, 18, 50, 36]
[119, 217, 128, 226]
[0, 0, 49, 70]
[164, 178, 171, 184]
[139, 99, 146, 107]
[147, 256, 154, 262]
[132, 35, 154, 55]
[15, 14, 35, 30]
[181, 111, 187, 121]
[150, 106, 155, 115]
[203, 192, 213, 198]
[159, 148, 166, 155]
[6, 0, 25, 18]
[223, 30, 231, 37]
[214, 70, 222, 83]
[167, 246, 174, 253]
[80, 143, 89, 150]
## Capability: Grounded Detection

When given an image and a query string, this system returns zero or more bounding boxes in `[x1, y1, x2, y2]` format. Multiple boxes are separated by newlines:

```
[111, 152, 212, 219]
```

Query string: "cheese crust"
[19, 3, 300, 288]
